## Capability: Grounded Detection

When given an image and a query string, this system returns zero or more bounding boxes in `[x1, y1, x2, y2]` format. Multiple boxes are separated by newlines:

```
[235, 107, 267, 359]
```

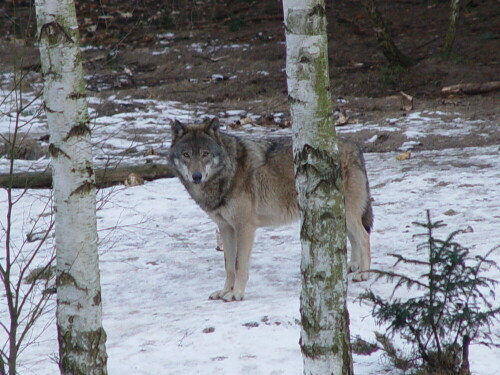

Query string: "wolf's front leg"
[209, 224, 237, 301]
[229, 224, 256, 301]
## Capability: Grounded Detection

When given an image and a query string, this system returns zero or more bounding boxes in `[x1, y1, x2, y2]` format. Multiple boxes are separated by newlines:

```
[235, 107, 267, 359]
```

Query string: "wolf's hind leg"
[209, 224, 237, 300]
[346, 216, 371, 281]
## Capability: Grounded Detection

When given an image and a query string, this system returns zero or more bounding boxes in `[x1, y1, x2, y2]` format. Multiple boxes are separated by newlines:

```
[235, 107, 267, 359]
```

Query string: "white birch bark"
[34, 1, 108, 373]
[282, 1, 353, 374]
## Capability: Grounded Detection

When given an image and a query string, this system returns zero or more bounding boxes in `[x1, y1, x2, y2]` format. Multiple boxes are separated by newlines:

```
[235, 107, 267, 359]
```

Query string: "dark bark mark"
[93, 292, 101, 306]
[57, 271, 88, 293]
[68, 92, 87, 100]
[299, 55, 311, 64]
[49, 144, 71, 159]
[287, 95, 305, 105]
[86, 165, 94, 178]
[39, 21, 74, 44]
[301, 342, 340, 358]
[309, 4, 325, 18]
[295, 144, 342, 194]
[70, 181, 96, 197]
[63, 122, 91, 141]
[44, 102, 61, 113]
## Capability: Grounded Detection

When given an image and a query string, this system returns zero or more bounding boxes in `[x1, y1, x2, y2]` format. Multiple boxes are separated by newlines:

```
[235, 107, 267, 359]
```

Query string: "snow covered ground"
[1, 90, 499, 374]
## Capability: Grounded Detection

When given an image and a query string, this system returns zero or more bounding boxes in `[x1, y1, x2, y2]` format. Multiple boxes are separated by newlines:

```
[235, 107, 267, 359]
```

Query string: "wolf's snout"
[192, 172, 202, 184]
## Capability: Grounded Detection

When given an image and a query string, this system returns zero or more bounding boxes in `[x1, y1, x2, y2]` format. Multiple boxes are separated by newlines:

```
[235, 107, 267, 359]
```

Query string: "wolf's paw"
[348, 262, 360, 273]
[209, 289, 227, 300]
[352, 270, 369, 282]
[208, 289, 244, 302]
[221, 290, 244, 302]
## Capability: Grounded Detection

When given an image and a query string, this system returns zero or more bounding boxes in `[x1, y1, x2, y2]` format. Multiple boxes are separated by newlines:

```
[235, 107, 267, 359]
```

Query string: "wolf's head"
[168, 118, 226, 185]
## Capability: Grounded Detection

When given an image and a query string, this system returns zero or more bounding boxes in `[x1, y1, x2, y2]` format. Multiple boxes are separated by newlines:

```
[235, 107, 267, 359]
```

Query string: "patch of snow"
[397, 140, 422, 151]
[152, 48, 169, 56]
[2, 144, 499, 374]
[225, 110, 246, 117]
[81, 45, 103, 51]
[156, 33, 175, 39]
[211, 74, 226, 81]
[338, 110, 490, 141]
[190, 42, 205, 53]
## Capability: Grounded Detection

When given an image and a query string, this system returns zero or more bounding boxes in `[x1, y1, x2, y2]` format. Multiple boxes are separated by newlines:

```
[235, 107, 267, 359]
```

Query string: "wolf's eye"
[201, 151, 210, 158]
[182, 152, 190, 158]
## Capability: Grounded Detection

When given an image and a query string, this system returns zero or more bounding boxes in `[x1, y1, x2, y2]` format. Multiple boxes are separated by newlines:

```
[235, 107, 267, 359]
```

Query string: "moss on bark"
[284, 1, 353, 373]
[58, 327, 108, 375]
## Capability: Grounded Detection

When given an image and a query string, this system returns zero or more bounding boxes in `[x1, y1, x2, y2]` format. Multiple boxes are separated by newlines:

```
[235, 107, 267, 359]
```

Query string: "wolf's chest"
[185, 182, 226, 213]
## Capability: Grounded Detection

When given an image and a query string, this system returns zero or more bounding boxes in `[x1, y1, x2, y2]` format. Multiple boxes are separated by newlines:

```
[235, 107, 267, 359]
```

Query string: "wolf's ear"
[204, 117, 220, 136]
[171, 119, 185, 142]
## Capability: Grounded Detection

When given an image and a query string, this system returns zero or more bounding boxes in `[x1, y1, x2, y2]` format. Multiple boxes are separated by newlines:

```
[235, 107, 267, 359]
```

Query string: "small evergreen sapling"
[359, 210, 500, 374]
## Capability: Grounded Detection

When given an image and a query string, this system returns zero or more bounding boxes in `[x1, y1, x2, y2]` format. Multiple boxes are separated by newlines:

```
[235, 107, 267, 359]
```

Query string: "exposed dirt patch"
[1, 1, 498, 152]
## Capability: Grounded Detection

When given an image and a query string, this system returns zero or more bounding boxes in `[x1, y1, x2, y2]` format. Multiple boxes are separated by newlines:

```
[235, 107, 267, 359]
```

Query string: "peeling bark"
[283, 0, 353, 374]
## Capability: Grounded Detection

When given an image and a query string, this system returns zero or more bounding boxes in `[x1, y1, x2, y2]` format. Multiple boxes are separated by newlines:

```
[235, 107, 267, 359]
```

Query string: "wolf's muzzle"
[192, 172, 202, 184]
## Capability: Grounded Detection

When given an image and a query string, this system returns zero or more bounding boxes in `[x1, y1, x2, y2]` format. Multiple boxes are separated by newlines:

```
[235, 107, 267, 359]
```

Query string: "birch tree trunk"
[34, 1, 108, 374]
[282, 1, 353, 374]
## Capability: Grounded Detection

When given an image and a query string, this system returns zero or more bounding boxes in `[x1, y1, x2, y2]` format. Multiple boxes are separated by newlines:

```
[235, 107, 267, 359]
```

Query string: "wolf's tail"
[362, 202, 374, 234]
[358, 148, 374, 234]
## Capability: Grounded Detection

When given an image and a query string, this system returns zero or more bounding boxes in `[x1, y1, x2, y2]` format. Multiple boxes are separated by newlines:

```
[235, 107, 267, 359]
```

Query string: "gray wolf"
[168, 118, 373, 301]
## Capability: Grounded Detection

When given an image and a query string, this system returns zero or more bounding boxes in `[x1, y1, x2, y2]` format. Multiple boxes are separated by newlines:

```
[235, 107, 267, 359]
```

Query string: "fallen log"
[442, 81, 500, 95]
[0, 163, 175, 189]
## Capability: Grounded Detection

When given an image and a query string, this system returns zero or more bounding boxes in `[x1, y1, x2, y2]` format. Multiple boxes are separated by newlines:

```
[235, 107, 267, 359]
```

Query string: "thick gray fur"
[168, 118, 373, 301]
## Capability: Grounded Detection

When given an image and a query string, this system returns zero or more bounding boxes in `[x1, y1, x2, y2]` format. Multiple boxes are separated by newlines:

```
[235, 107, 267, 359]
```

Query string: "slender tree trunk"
[363, 0, 413, 67]
[7, 321, 16, 375]
[441, 0, 460, 57]
[282, 1, 353, 374]
[34, 1, 108, 374]
[459, 335, 471, 375]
